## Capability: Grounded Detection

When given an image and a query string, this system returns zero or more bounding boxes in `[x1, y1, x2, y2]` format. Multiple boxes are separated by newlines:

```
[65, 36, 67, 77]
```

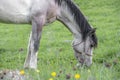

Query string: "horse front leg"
[24, 15, 45, 69]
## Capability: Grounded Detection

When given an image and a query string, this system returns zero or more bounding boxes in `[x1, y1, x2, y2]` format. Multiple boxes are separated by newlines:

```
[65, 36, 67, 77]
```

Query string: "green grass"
[0, 0, 120, 80]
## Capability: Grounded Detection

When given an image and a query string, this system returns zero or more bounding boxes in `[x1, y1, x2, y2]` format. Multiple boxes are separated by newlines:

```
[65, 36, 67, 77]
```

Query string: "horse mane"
[55, 0, 97, 47]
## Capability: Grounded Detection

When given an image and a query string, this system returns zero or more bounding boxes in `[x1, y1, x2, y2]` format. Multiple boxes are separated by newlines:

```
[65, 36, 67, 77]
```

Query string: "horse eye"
[90, 44, 94, 47]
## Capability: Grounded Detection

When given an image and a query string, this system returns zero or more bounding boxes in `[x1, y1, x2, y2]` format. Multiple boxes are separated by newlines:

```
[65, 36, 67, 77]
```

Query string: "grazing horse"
[0, 0, 98, 69]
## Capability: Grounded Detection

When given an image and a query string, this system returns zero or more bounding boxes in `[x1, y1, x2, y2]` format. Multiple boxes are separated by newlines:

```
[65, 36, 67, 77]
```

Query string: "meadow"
[0, 0, 120, 80]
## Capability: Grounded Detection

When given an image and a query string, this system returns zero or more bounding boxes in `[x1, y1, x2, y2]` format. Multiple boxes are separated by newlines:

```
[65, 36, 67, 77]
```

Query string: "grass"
[0, 0, 120, 80]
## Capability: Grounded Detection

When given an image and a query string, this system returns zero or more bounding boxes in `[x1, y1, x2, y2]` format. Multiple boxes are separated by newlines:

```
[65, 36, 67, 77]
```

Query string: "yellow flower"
[36, 69, 40, 73]
[74, 74, 80, 79]
[20, 70, 25, 75]
[88, 69, 91, 73]
[49, 78, 53, 80]
[51, 72, 57, 77]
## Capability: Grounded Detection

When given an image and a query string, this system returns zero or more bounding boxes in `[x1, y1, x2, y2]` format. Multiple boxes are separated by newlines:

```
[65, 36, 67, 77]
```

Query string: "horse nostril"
[79, 58, 84, 63]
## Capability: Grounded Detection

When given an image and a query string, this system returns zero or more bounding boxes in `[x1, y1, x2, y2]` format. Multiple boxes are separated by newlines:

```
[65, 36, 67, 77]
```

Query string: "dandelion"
[74, 74, 80, 79]
[51, 72, 57, 77]
[36, 69, 40, 73]
[20, 70, 25, 75]
[49, 78, 53, 80]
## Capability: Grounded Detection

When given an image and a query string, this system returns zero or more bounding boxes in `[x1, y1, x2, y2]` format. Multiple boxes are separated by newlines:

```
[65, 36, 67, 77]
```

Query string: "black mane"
[55, 0, 97, 47]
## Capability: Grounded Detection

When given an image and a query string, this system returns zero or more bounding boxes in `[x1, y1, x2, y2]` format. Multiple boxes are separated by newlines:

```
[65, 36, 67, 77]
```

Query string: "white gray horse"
[0, 0, 98, 69]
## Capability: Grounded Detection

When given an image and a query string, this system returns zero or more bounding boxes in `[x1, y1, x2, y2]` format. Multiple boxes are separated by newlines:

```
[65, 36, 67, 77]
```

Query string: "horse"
[0, 0, 98, 69]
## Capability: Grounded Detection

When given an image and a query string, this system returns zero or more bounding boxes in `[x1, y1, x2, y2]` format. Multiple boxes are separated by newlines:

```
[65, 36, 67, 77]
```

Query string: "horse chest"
[45, 10, 57, 25]
[45, 2, 59, 25]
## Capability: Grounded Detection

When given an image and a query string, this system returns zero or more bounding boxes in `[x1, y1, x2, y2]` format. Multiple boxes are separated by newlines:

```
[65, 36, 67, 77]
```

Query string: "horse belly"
[0, 12, 30, 24]
[0, 0, 31, 23]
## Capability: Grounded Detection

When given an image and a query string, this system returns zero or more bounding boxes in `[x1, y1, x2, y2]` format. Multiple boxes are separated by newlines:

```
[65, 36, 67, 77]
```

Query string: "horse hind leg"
[24, 15, 45, 69]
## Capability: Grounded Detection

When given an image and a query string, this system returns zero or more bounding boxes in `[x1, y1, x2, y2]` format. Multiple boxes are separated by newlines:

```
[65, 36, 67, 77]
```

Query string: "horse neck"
[57, 3, 82, 40]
